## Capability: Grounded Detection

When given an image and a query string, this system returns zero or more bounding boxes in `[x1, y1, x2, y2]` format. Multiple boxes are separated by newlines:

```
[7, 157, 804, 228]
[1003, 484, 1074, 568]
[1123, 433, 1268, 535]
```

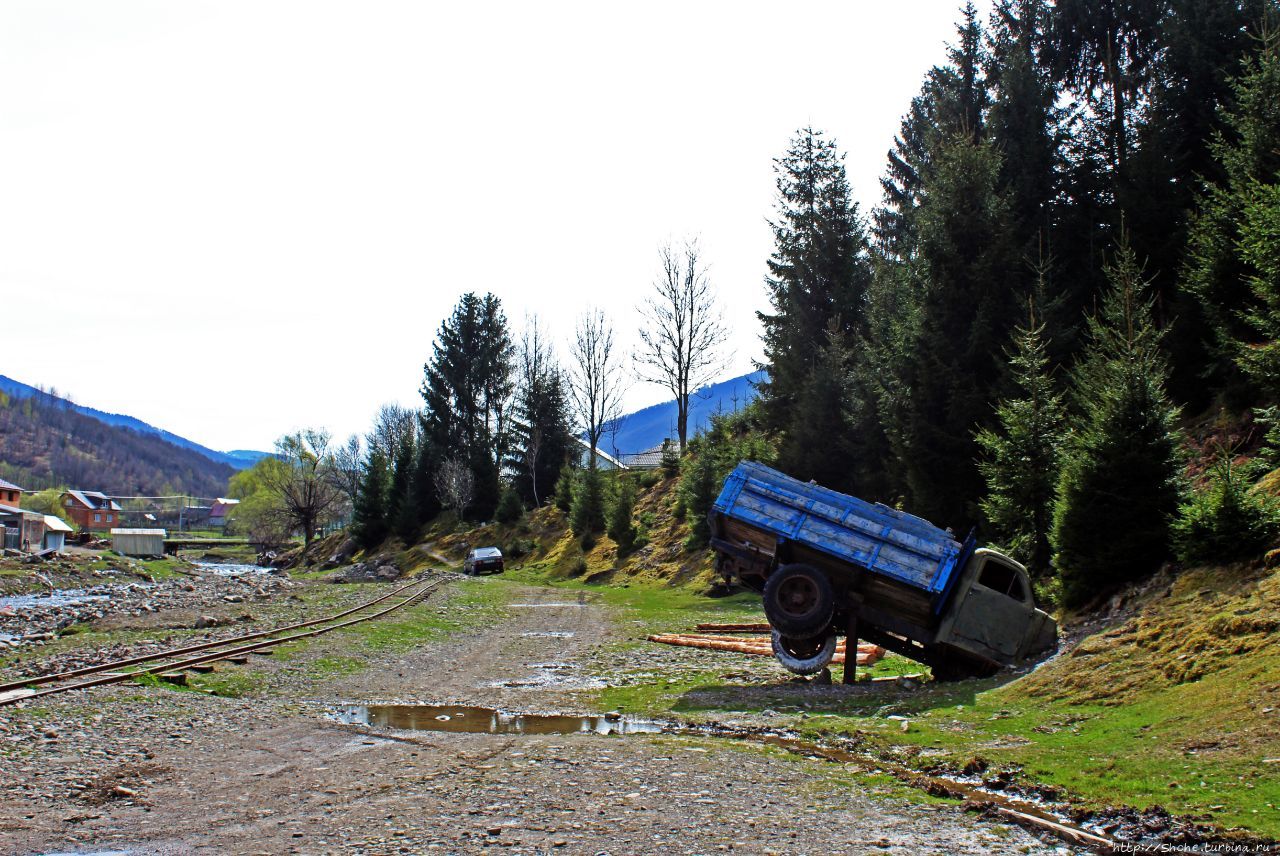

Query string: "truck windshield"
[978, 561, 1028, 603]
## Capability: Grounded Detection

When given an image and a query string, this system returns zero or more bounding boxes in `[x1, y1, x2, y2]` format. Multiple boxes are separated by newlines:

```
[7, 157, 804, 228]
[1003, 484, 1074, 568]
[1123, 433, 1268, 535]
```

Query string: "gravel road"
[0, 580, 1065, 855]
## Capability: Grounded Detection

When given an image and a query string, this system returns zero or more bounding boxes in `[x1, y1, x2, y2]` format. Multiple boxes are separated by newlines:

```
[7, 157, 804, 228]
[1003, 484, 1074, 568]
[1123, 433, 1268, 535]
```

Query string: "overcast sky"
[2, 1, 989, 453]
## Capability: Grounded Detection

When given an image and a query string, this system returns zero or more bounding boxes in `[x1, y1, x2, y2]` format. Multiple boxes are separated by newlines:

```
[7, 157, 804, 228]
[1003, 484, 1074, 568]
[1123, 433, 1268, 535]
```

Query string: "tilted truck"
[708, 461, 1058, 680]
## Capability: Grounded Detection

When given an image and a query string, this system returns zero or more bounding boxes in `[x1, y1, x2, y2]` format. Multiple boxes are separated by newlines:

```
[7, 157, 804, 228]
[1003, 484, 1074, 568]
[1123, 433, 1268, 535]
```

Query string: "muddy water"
[332, 704, 664, 736]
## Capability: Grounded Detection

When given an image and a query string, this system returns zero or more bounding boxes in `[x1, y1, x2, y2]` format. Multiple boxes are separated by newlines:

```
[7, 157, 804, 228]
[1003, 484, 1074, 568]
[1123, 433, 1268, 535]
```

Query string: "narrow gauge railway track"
[0, 572, 458, 707]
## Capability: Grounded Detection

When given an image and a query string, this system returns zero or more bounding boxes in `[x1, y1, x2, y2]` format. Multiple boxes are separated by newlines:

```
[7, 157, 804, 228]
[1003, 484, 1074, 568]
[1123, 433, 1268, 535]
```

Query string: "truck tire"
[771, 630, 837, 675]
[762, 563, 834, 637]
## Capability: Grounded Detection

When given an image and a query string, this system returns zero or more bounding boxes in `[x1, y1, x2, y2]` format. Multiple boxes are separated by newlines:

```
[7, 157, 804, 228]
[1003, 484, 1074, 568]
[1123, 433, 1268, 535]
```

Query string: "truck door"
[948, 554, 1034, 660]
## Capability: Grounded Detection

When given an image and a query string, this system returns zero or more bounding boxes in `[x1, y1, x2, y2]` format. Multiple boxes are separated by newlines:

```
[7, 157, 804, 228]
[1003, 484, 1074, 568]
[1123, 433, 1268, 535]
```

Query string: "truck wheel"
[771, 630, 837, 675]
[762, 563, 834, 637]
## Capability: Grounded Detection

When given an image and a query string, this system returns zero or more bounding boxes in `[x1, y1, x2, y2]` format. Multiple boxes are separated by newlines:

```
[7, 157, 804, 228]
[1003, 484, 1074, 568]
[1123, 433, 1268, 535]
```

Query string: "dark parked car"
[464, 546, 504, 576]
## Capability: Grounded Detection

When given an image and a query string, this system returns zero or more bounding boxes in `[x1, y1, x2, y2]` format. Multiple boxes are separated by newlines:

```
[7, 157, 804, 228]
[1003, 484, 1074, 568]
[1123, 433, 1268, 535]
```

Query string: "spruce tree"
[1052, 244, 1183, 607]
[756, 126, 874, 491]
[569, 466, 605, 536]
[976, 304, 1066, 580]
[352, 449, 390, 550]
[1184, 29, 1280, 396]
[420, 293, 515, 521]
[680, 449, 719, 549]
[553, 465, 575, 513]
[387, 432, 418, 542]
[606, 478, 637, 556]
[900, 135, 1021, 526]
[494, 485, 524, 524]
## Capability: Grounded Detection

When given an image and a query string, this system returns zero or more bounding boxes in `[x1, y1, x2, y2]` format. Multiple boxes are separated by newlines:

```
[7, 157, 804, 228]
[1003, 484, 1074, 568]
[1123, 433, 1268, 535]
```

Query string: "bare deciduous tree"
[365, 403, 418, 460]
[329, 433, 364, 509]
[434, 457, 475, 518]
[568, 308, 627, 468]
[259, 428, 343, 549]
[636, 239, 727, 453]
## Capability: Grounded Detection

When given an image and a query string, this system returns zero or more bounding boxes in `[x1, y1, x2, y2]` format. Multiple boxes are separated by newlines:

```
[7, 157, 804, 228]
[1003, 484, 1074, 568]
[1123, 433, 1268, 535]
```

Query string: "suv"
[464, 546, 504, 576]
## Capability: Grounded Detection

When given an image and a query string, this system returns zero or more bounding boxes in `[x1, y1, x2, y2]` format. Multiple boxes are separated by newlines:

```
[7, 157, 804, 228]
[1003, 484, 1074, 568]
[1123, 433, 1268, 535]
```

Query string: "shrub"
[608, 478, 638, 556]
[570, 467, 606, 535]
[680, 450, 719, 549]
[660, 439, 681, 477]
[1173, 455, 1280, 564]
[553, 466, 575, 513]
[494, 486, 524, 524]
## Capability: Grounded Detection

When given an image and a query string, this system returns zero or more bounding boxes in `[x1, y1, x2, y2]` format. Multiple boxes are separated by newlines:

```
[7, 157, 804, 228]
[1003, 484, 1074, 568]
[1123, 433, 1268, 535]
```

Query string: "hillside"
[608, 372, 763, 455]
[0, 375, 267, 470]
[0, 391, 235, 497]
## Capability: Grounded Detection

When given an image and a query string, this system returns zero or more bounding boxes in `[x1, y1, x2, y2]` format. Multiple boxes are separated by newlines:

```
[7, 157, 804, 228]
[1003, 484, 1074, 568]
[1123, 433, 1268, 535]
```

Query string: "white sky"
[1, 1, 988, 453]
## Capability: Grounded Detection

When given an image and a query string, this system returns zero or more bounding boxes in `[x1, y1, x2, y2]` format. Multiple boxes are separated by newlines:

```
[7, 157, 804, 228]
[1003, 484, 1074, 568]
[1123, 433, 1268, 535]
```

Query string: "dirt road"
[0, 582, 1061, 855]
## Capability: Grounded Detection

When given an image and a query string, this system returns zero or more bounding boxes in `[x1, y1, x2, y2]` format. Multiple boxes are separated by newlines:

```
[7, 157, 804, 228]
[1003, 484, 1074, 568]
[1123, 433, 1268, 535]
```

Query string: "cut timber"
[648, 633, 885, 667]
[225, 655, 250, 665]
[993, 807, 1115, 852]
[250, 649, 275, 656]
[157, 672, 188, 686]
[187, 663, 217, 674]
[695, 623, 772, 633]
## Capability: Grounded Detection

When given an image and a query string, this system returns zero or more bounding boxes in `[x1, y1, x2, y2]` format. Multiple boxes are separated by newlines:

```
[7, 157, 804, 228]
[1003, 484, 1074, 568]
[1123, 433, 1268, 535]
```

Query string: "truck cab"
[935, 549, 1057, 669]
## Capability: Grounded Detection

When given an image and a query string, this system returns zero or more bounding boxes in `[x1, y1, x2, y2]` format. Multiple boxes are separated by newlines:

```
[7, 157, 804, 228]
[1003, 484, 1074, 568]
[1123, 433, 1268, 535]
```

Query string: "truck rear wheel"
[771, 630, 837, 675]
[762, 563, 834, 637]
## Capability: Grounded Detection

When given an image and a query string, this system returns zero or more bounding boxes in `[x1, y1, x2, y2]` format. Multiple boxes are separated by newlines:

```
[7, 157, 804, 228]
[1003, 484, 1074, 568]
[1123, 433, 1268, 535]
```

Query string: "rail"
[0, 572, 458, 707]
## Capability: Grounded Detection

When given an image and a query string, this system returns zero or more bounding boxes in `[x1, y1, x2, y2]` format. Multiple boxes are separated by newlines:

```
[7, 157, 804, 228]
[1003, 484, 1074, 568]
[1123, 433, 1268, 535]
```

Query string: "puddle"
[487, 661, 606, 690]
[331, 704, 664, 736]
[194, 561, 273, 576]
[521, 631, 575, 638]
[0, 589, 112, 611]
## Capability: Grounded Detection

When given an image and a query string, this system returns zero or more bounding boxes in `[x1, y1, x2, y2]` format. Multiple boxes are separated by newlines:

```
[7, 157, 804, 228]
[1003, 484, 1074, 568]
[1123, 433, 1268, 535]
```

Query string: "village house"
[209, 497, 240, 528]
[0, 505, 46, 552]
[60, 490, 123, 532]
[0, 477, 22, 508]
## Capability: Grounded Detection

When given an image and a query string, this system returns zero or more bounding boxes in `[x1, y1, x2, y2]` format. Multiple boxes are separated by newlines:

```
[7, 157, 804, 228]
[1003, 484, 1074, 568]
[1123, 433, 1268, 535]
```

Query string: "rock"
[223, 595, 244, 604]
[194, 615, 224, 629]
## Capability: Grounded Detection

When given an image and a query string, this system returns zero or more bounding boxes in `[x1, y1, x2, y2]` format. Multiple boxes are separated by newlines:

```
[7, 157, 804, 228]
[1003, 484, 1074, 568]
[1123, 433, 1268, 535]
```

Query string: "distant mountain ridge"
[606, 371, 764, 457]
[0, 375, 268, 471]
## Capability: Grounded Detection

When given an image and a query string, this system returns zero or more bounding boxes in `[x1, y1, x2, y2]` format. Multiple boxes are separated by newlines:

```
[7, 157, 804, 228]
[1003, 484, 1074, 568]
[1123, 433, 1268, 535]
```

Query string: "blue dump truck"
[708, 462, 1058, 680]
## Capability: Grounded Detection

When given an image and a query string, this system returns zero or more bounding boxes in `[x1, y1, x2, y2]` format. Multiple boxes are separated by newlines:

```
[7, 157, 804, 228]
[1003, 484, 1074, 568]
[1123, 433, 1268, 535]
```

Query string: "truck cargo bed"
[711, 462, 972, 599]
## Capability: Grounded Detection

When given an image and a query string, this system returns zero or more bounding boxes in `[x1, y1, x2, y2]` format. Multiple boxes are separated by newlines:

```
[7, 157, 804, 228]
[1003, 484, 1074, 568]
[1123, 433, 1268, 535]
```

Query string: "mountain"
[605, 371, 764, 456]
[0, 375, 268, 470]
[0, 391, 235, 497]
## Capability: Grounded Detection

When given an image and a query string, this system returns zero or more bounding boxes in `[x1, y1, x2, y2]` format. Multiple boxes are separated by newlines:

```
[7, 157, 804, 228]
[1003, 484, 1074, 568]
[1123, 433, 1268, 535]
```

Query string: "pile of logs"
[647, 630, 886, 666]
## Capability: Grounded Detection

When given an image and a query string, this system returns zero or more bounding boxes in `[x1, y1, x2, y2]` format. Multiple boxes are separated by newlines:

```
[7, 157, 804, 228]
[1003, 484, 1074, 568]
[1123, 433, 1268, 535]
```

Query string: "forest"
[0, 391, 235, 497]
[335, 0, 1280, 611]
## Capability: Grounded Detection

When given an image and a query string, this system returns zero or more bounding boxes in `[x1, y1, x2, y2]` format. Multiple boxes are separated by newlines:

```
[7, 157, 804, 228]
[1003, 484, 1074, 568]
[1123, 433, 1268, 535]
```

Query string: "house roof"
[65, 490, 123, 511]
[43, 515, 73, 533]
[0, 478, 22, 492]
[0, 504, 43, 519]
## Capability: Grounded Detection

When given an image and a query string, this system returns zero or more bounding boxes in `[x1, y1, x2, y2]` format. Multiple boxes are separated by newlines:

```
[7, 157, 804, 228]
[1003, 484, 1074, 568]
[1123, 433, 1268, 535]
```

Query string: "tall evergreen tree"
[420, 293, 515, 520]
[1184, 26, 1280, 397]
[986, 0, 1061, 260]
[899, 135, 1021, 526]
[351, 448, 390, 550]
[976, 302, 1066, 580]
[756, 126, 873, 491]
[1053, 243, 1183, 607]
[386, 432, 418, 542]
